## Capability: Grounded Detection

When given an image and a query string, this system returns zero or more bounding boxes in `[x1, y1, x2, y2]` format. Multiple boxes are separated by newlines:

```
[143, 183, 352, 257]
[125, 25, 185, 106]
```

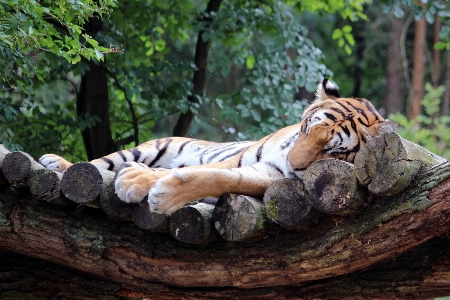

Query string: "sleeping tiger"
[40, 78, 397, 215]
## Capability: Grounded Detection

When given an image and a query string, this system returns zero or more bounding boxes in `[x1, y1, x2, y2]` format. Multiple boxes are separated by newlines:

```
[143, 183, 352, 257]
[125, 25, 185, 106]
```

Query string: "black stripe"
[363, 101, 380, 121]
[238, 153, 244, 167]
[101, 157, 114, 171]
[118, 151, 127, 162]
[267, 162, 284, 176]
[219, 148, 247, 162]
[130, 148, 141, 162]
[329, 107, 346, 117]
[178, 140, 193, 154]
[148, 139, 172, 167]
[341, 125, 351, 137]
[336, 101, 352, 112]
[324, 112, 337, 122]
[345, 101, 369, 123]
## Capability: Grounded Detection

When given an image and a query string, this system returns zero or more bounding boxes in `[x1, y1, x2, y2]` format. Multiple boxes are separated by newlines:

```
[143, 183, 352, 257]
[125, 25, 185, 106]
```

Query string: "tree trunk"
[443, 50, 450, 115]
[432, 14, 441, 88]
[172, 0, 223, 137]
[352, 20, 365, 98]
[1, 159, 450, 297]
[77, 16, 114, 160]
[409, 3, 426, 119]
[385, 16, 405, 116]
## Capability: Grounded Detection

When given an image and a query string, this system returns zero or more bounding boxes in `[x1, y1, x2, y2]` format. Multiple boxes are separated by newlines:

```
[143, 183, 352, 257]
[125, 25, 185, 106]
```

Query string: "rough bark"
[169, 202, 217, 244]
[2, 151, 45, 183]
[60, 162, 115, 207]
[100, 181, 133, 219]
[213, 194, 272, 242]
[172, 0, 222, 137]
[302, 159, 369, 215]
[131, 199, 169, 232]
[1, 159, 450, 298]
[263, 178, 316, 229]
[432, 14, 441, 88]
[354, 133, 446, 196]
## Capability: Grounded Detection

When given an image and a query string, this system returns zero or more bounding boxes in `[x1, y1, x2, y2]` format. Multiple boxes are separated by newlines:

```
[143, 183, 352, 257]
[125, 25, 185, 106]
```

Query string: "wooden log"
[263, 178, 320, 229]
[354, 132, 447, 196]
[100, 181, 134, 219]
[26, 169, 69, 205]
[0, 145, 11, 184]
[301, 159, 369, 216]
[2, 151, 45, 183]
[169, 202, 217, 244]
[131, 199, 169, 232]
[213, 194, 271, 242]
[60, 162, 115, 207]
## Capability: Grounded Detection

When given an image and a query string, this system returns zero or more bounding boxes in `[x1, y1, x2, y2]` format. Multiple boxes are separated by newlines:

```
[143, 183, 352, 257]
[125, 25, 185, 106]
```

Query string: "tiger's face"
[287, 79, 397, 172]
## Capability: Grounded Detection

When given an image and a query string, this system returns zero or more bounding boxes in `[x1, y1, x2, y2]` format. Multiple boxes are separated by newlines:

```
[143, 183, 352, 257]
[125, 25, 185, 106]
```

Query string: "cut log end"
[100, 181, 133, 219]
[303, 159, 368, 216]
[131, 199, 169, 232]
[213, 194, 271, 242]
[27, 169, 62, 203]
[354, 133, 446, 196]
[263, 178, 313, 229]
[169, 203, 216, 244]
[2, 151, 44, 183]
[60, 162, 114, 206]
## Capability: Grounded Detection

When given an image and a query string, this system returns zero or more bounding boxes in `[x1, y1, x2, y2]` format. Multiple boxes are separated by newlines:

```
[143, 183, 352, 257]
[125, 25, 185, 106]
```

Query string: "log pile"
[1, 134, 450, 298]
[0, 133, 447, 245]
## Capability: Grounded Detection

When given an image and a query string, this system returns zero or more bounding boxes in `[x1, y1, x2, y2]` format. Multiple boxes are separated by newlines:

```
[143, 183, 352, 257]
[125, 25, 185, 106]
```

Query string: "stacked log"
[0, 132, 447, 245]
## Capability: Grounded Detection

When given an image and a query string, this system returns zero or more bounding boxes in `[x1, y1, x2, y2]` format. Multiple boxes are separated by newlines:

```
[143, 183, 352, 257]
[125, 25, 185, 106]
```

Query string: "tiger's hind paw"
[39, 154, 73, 172]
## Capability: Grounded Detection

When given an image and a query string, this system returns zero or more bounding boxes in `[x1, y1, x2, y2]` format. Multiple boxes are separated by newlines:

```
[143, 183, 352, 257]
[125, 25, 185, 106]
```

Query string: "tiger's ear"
[315, 78, 341, 101]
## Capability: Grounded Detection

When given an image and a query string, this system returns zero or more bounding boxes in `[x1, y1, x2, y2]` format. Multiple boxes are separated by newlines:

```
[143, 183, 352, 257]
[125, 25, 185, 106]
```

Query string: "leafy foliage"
[389, 83, 450, 158]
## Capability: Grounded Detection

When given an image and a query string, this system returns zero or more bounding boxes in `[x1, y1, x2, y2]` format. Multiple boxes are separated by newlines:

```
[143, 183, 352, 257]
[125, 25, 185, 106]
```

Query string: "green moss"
[264, 198, 279, 221]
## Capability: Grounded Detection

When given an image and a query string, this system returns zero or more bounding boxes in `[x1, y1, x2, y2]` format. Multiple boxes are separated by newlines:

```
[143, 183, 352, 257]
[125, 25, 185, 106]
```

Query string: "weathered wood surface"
[131, 199, 169, 232]
[302, 159, 369, 215]
[263, 178, 319, 230]
[60, 162, 115, 207]
[1, 160, 450, 298]
[354, 132, 447, 196]
[100, 181, 133, 219]
[2, 151, 45, 183]
[169, 202, 217, 244]
[213, 193, 272, 241]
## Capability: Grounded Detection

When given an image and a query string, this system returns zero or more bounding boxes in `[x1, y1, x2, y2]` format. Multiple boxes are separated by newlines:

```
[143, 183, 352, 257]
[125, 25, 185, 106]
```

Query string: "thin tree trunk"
[409, 2, 426, 119]
[172, 0, 222, 137]
[352, 20, 365, 97]
[443, 50, 450, 115]
[385, 16, 405, 116]
[432, 15, 441, 88]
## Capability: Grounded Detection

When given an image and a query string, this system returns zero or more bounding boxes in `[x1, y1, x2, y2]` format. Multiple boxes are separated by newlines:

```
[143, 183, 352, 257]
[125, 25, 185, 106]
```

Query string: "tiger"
[39, 78, 397, 215]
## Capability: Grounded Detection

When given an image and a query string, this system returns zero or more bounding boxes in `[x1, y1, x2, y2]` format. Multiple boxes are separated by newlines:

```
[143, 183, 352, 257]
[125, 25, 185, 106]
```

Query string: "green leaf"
[332, 29, 342, 40]
[246, 55, 256, 69]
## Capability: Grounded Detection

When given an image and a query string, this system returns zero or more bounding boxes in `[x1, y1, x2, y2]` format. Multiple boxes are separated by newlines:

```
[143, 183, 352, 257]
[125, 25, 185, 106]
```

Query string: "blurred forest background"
[1, 0, 450, 162]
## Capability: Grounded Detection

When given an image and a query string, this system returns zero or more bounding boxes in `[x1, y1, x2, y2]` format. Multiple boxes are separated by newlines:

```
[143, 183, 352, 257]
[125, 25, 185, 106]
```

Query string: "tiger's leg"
[115, 163, 275, 214]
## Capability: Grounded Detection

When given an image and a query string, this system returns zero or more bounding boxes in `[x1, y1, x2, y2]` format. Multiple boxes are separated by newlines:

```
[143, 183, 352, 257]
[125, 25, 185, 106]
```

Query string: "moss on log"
[354, 132, 447, 196]
[263, 178, 318, 229]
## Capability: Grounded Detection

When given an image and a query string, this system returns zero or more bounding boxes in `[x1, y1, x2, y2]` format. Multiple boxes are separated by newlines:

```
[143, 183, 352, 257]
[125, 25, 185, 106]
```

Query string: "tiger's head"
[287, 78, 397, 172]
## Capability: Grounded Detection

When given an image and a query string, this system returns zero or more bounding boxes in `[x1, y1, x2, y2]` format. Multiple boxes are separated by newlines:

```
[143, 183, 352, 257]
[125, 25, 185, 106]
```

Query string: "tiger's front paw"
[115, 166, 169, 203]
[39, 154, 73, 172]
[149, 169, 198, 215]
